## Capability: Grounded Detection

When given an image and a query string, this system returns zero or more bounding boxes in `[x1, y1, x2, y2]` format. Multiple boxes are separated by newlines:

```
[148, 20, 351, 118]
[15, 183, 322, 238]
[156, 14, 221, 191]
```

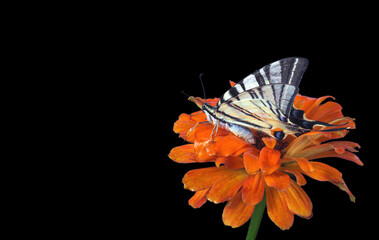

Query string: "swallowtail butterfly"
[189, 57, 348, 144]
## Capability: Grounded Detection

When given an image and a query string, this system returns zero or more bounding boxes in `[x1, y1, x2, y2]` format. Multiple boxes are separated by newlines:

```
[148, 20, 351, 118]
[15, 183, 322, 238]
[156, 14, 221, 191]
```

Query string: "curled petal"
[282, 181, 313, 218]
[264, 171, 291, 191]
[241, 172, 265, 205]
[331, 179, 356, 202]
[308, 99, 341, 122]
[216, 156, 245, 169]
[266, 187, 294, 230]
[189, 189, 209, 208]
[223, 191, 255, 228]
[281, 167, 307, 186]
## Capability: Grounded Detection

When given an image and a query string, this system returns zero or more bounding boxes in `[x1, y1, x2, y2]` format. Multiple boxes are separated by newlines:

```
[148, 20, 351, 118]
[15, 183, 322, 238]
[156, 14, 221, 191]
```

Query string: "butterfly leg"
[184, 121, 209, 142]
[209, 121, 219, 142]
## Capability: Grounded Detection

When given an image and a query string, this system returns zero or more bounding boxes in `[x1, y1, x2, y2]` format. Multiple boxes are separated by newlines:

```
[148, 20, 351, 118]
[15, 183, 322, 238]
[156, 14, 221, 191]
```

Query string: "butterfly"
[189, 57, 348, 144]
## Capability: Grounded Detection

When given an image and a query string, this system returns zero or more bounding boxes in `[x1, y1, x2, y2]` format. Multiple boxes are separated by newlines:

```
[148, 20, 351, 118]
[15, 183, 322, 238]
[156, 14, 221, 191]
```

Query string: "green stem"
[246, 193, 266, 240]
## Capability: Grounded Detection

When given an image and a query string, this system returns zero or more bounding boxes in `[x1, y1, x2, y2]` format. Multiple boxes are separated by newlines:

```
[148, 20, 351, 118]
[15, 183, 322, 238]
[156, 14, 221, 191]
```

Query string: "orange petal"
[259, 147, 281, 174]
[293, 141, 360, 159]
[294, 94, 317, 111]
[207, 169, 248, 203]
[222, 191, 255, 228]
[304, 96, 335, 119]
[281, 167, 307, 186]
[192, 123, 228, 142]
[189, 189, 209, 208]
[190, 110, 208, 123]
[303, 162, 342, 182]
[243, 149, 261, 174]
[203, 98, 220, 106]
[183, 166, 236, 191]
[193, 139, 217, 162]
[284, 134, 317, 158]
[169, 144, 197, 163]
[281, 181, 313, 218]
[264, 171, 291, 191]
[296, 158, 314, 173]
[173, 113, 197, 141]
[262, 137, 277, 149]
[308, 150, 363, 166]
[266, 187, 294, 230]
[310, 101, 343, 122]
[331, 178, 356, 202]
[216, 156, 245, 170]
[241, 172, 265, 205]
[213, 135, 250, 157]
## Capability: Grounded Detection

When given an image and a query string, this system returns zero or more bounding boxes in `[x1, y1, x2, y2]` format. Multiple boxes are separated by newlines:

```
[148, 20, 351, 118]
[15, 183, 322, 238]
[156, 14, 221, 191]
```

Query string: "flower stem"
[246, 193, 266, 240]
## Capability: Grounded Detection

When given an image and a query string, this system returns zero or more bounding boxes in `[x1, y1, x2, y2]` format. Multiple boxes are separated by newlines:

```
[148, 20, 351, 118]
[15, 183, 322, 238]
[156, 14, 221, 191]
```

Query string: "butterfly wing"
[217, 87, 297, 132]
[217, 57, 308, 117]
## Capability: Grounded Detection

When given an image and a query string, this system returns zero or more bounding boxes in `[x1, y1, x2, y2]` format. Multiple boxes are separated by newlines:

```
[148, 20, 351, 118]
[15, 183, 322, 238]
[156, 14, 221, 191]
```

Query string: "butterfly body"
[190, 57, 347, 143]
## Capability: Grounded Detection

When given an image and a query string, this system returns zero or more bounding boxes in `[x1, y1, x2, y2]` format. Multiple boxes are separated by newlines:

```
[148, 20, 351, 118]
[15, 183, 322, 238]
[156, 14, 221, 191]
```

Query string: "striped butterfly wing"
[217, 85, 295, 131]
[217, 57, 308, 117]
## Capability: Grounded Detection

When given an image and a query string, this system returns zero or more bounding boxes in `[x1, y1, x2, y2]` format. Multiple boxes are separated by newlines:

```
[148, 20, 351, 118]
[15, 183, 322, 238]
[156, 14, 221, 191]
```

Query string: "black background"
[146, 28, 376, 239]
[6, 7, 378, 240]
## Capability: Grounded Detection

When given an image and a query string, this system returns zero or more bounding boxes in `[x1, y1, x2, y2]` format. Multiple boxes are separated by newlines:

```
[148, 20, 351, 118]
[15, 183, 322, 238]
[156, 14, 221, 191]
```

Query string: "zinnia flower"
[169, 81, 362, 231]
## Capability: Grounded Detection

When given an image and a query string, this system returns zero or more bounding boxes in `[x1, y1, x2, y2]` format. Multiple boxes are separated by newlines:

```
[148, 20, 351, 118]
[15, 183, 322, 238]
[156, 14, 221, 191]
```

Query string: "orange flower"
[169, 82, 361, 230]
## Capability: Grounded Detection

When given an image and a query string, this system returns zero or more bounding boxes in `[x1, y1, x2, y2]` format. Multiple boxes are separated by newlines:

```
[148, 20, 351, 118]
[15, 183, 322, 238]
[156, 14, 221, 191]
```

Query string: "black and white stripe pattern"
[217, 57, 308, 117]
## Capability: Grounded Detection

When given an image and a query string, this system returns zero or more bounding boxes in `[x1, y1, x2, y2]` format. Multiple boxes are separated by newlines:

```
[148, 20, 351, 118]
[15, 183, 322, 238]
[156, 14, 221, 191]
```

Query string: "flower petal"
[310, 101, 343, 123]
[189, 189, 209, 208]
[266, 187, 294, 230]
[264, 171, 291, 191]
[169, 144, 197, 163]
[192, 123, 228, 142]
[282, 181, 313, 218]
[243, 149, 260, 174]
[216, 156, 245, 170]
[262, 137, 277, 149]
[308, 150, 363, 166]
[223, 191, 255, 228]
[213, 135, 250, 157]
[281, 167, 307, 186]
[304, 96, 335, 120]
[241, 172, 265, 205]
[259, 147, 281, 174]
[173, 113, 197, 141]
[296, 158, 314, 173]
[207, 169, 248, 203]
[183, 166, 236, 191]
[293, 141, 360, 159]
[193, 139, 217, 162]
[331, 178, 356, 202]
[304, 162, 343, 182]
[284, 133, 317, 158]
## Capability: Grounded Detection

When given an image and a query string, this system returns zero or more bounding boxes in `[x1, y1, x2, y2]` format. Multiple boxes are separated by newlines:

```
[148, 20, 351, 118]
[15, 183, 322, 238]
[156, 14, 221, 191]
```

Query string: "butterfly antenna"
[199, 73, 207, 102]
[181, 90, 191, 98]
